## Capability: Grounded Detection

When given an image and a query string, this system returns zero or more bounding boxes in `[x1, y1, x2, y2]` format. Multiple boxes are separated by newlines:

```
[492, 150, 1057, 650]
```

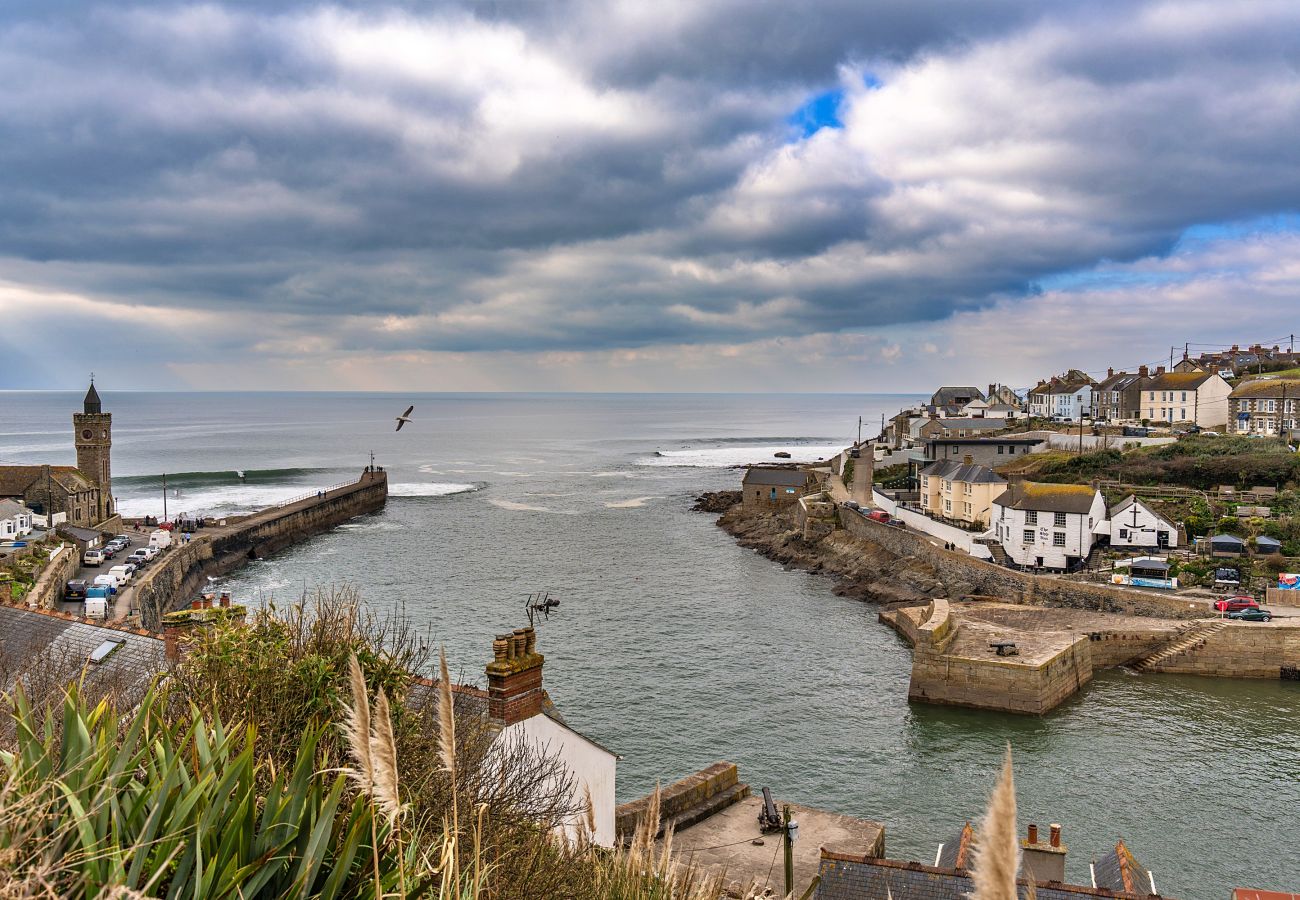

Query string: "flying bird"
[395, 405, 414, 431]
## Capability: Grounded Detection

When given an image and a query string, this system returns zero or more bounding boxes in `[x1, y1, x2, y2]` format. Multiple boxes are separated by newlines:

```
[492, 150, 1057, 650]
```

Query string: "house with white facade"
[1046, 371, 1096, 421]
[989, 481, 1107, 569]
[1099, 495, 1179, 550]
[1026, 382, 1052, 418]
[483, 627, 619, 846]
[0, 499, 33, 540]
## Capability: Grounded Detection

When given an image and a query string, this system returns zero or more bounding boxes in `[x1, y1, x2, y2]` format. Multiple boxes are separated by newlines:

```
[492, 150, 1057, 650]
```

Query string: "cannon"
[758, 786, 783, 834]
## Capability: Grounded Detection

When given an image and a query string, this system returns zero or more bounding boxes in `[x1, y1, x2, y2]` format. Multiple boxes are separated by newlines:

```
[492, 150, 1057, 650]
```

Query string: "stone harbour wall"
[26, 543, 82, 610]
[1148, 622, 1300, 678]
[907, 636, 1094, 715]
[839, 509, 1203, 620]
[134, 470, 387, 629]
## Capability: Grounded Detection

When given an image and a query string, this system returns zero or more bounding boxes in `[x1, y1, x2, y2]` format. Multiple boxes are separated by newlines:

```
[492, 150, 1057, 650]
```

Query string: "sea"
[1, 390, 1296, 899]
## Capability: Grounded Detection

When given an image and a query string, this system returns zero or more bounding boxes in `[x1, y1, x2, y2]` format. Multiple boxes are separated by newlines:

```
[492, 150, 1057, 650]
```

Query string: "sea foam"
[636, 443, 844, 468]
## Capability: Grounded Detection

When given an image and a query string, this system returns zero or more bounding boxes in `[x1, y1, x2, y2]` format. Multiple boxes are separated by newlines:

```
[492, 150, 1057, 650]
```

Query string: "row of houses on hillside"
[919, 458, 1179, 569]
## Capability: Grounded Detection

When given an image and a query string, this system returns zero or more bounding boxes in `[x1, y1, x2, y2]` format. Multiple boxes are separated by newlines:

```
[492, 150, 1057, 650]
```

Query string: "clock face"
[81, 429, 93, 440]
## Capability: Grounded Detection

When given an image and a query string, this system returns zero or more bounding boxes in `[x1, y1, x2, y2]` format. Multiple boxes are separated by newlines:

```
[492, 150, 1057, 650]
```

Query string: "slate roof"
[742, 467, 813, 487]
[1228, 378, 1300, 400]
[815, 851, 1164, 900]
[0, 466, 96, 498]
[993, 482, 1099, 514]
[1091, 841, 1155, 895]
[927, 436, 1044, 446]
[0, 499, 29, 520]
[0, 606, 164, 704]
[930, 419, 1008, 432]
[83, 382, 102, 415]
[934, 822, 975, 869]
[1256, 535, 1282, 550]
[919, 460, 1006, 485]
[1210, 533, 1246, 547]
[1144, 371, 1217, 391]
[1094, 372, 1142, 393]
[930, 387, 985, 407]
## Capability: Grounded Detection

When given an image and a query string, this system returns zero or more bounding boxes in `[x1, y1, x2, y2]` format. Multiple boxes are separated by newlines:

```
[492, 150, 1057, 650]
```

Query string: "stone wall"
[614, 761, 743, 840]
[1148, 622, 1300, 678]
[839, 509, 1202, 619]
[133, 471, 387, 629]
[907, 635, 1094, 715]
[26, 543, 81, 610]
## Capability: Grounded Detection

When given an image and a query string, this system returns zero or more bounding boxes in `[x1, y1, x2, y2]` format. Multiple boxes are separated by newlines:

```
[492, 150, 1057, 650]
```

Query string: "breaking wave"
[387, 482, 481, 498]
[636, 443, 843, 468]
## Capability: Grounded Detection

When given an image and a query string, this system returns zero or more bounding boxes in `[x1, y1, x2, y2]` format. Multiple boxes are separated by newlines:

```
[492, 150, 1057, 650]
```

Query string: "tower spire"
[83, 379, 102, 415]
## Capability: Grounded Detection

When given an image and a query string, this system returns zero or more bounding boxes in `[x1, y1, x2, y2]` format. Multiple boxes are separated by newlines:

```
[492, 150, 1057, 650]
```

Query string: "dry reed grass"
[970, 746, 1020, 900]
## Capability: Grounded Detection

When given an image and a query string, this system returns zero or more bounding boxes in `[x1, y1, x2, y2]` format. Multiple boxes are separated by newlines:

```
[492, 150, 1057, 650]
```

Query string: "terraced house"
[1228, 377, 1300, 435]
[1137, 368, 1231, 428]
[917, 457, 1007, 527]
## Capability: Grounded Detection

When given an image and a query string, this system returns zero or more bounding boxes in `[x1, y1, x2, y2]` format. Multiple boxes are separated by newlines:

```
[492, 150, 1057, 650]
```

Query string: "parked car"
[842, 500, 860, 510]
[129, 548, 151, 566]
[83, 549, 104, 567]
[866, 509, 892, 523]
[92, 573, 119, 595]
[64, 579, 88, 601]
[1214, 596, 1259, 613]
[100, 545, 116, 560]
[1228, 607, 1273, 622]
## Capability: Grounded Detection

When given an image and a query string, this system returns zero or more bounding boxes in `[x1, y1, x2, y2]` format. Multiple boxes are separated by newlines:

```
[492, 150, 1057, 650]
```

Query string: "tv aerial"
[525, 591, 560, 627]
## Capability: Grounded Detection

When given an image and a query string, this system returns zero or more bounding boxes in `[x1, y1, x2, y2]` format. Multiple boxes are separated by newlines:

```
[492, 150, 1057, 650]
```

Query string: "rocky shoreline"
[700, 497, 949, 606]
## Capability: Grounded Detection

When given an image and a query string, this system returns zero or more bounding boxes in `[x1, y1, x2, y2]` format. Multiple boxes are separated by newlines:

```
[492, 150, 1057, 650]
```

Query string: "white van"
[92, 573, 121, 594]
[84, 597, 107, 619]
[83, 548, 104, 567]
[108, 564, 133, 585]
[149, 530, 172, 550]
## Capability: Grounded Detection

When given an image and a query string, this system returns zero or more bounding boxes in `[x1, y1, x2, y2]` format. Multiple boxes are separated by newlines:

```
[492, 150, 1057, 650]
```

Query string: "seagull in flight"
[395, 405, 414, 431]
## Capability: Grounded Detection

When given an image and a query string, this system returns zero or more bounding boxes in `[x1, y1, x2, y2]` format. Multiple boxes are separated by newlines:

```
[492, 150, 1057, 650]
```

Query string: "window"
[944, 500, 952, 512]
[1054, 512, 1067, 527]
[1026, 510, 1038, 525]
[998, 445, 1004, 454]
[964, 502, 972, 514]
[1023, 529, 1035, 543]
[1119, 528, 1129, 539]
[1053, 532, 1066, 547]
[1181, 392, 1188, 401]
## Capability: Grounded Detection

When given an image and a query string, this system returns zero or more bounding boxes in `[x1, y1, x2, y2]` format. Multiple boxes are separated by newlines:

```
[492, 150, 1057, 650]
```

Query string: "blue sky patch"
[787, 89, 845, 139]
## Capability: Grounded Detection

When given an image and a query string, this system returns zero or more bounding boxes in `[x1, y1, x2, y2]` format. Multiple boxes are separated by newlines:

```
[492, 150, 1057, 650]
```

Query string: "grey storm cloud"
[3, 0, 1300, 358]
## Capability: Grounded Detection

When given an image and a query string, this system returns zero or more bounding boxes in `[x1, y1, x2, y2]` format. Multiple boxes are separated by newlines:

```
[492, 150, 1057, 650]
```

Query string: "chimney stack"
[1156, 365, 1165, 375]
[486, 625, 545, 726]
[1138, 365, 1149, 377]
[1021, 822, 1067, 883]
[963, 454, 974, 466]
[1107, 367, 1114, 378]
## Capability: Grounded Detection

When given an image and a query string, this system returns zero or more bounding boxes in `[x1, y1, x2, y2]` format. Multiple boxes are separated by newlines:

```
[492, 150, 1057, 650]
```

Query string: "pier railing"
[274, 481, 360, 509]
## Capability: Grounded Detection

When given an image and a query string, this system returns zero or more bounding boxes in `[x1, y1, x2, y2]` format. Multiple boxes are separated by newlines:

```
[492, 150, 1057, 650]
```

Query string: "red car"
[865, 510, 891, 524]
[1214, 596, 1259, 613]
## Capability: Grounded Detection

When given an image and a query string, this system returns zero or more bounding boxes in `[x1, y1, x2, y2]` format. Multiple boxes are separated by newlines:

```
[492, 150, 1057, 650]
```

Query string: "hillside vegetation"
[1030, 435, 1300, 490]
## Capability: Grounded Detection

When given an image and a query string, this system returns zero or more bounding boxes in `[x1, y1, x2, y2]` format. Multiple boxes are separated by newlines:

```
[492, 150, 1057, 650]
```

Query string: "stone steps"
[1132, 621, 1227, 672]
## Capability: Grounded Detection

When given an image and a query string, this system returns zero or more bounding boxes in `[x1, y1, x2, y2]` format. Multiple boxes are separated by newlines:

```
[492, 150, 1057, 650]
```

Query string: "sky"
[2, 1, 1300, 392]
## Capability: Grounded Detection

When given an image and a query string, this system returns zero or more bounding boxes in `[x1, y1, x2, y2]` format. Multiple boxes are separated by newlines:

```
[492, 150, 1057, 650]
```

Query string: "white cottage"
[483, 627, 619, 847]
[1100, 495, 1179, 550]
[0, 499, 34, 540]
[990, 481, 1107, 569]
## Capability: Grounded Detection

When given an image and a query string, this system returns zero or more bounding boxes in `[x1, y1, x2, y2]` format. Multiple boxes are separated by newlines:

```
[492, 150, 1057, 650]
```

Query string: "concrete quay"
[131, 468, 388, 630]
[882, 598, 1300, 714]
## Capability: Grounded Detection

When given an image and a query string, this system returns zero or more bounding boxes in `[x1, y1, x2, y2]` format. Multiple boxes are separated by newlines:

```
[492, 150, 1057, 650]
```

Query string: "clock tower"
[73, 380, 115, 522]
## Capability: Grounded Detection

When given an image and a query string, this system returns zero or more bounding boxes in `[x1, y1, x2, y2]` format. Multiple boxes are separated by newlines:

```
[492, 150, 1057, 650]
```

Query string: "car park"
[82, 549, 104, 567]
[1228, 607, 1273, 622]
[1214, 596, 1259, 614]
[100, 545, 116, 560]
[64, 579, 88, 601]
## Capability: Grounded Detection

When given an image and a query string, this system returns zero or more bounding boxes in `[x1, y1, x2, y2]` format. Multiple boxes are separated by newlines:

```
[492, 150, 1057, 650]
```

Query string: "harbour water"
[2, 390, 1297, 898]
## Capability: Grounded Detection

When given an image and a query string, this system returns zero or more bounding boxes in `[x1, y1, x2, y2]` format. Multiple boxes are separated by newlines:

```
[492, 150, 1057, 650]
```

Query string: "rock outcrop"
[711, 501, 944, 605]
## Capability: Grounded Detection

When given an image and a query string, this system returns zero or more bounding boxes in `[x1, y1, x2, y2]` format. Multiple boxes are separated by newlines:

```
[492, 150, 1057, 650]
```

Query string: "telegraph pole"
[857, 416, 862, 446]
[162, 473, 168, 523]
[783, 805, 794, 898]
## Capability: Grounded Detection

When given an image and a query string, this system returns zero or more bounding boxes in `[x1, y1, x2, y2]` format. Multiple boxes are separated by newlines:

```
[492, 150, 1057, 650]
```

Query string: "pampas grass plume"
[369, 689, 403, 826]
[971, 746, 1019, 900]
[343, 655, 374, 792]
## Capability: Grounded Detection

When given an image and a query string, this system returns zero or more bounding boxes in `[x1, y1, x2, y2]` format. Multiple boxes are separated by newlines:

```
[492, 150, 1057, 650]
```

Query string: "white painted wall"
[991, 491, 1106, 568]
[870, 489, 994, 559]
[1105, 500, 1179, 549]
[501, 712, 618, 847]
